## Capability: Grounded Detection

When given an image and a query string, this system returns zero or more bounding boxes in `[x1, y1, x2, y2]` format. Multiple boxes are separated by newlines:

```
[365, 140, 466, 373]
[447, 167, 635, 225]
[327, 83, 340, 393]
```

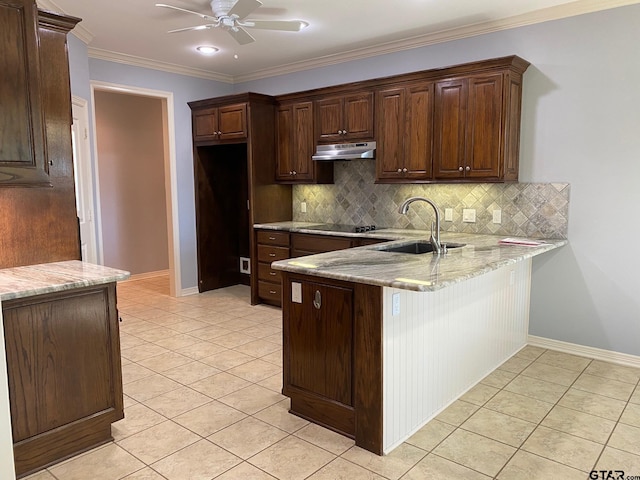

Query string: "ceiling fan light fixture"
[196, 45, 219, 55]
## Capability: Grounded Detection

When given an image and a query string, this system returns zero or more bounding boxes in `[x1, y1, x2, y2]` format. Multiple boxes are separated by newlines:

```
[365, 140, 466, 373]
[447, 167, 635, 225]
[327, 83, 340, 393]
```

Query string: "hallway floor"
[26, 274, 640, 480]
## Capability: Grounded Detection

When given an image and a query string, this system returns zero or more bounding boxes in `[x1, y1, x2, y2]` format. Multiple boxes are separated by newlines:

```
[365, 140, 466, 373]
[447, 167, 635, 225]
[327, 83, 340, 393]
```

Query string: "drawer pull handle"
[269, 272, 277, 276]
[268, 236, 276, 240]
[269, 290, 277, 295]
[269, 253, 276, 257]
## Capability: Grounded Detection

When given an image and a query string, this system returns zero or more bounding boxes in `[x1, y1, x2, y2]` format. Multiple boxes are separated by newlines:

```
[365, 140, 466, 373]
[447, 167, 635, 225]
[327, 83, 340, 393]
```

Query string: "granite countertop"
[0, 260, 130, 301]
[257, 222, 567, 292]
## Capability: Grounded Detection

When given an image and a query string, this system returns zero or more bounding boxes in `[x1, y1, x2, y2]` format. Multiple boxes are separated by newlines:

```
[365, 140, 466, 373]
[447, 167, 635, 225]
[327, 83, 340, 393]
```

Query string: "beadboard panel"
[382, 258, 532, 452]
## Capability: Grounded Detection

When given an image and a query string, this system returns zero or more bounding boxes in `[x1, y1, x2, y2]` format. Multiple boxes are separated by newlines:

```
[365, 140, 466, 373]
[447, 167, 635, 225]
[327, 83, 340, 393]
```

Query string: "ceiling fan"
[156, 0, 308, 45]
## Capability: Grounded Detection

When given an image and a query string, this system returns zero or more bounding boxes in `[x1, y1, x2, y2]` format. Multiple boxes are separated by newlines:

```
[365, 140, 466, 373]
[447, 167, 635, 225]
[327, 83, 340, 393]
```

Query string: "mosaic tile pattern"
[293, 160, 570, 239]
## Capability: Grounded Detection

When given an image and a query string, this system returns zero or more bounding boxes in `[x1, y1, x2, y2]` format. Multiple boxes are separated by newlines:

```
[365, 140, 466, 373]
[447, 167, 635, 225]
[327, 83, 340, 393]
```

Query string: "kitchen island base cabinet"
[282, 274, 383, 453]
[281, 259, 532, 455]
[2, 283, 123, 477]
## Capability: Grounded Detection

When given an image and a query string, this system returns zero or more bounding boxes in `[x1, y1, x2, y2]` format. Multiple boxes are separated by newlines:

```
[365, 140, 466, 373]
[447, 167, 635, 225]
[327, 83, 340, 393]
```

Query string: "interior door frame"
[90, 81, 181, 297]
[71, 96, 98, 264]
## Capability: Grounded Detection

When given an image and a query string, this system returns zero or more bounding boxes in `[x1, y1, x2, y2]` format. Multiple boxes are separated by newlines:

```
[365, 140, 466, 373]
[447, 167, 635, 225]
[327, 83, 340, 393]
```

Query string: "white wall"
[235, 5, 640, 356]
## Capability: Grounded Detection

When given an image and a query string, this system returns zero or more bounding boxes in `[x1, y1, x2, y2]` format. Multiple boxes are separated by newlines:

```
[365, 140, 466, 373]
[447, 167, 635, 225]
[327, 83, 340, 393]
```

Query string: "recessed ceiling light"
[196, 45, 219, 55]
[234, 54, 239, 60]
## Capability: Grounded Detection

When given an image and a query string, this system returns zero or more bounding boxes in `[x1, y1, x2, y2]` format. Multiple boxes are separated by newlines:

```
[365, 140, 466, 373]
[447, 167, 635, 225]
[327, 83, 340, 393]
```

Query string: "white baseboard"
[179, 286, 200, 297]
[528, 335, 640, 369]
[121, 269, 169, 282]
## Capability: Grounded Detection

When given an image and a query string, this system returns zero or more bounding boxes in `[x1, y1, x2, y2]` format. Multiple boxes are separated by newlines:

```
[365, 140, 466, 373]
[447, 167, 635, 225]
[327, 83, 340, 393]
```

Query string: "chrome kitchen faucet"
[398, 196, 443, 254]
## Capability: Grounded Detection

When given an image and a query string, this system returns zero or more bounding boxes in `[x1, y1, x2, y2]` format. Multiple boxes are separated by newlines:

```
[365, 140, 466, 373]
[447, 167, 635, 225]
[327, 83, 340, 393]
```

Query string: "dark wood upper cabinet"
[434, 69, 524, 182]
[192, 103, 247, 142]
[376, 81, 434, 182]
[0, 0, 49, 187]
[276, 101, 332, 184]
[316, 92, 374, 144]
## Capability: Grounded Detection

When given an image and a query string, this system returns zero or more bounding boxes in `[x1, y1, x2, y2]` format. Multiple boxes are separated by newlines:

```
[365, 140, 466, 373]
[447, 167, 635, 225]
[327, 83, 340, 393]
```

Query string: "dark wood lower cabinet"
[282, 273, 383, 453]
[2, 283, 123, 477]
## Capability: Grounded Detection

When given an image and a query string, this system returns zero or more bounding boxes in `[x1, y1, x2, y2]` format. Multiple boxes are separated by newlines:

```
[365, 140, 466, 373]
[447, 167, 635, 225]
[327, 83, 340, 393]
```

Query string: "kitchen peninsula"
[260, 222, 566, 455]
[0, 261, 129, 477]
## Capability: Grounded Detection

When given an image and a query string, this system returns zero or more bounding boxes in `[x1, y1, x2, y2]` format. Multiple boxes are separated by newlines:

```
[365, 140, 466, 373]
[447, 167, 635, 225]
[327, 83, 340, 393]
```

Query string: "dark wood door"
[218, 103, 247, 140]
[0, 0, 49, 187]
[433, 78, 468, 179]
[375, 87, 405, 180]
[288, 279, 353, 406]
[193, 107, 218, 141]
[275, 104, 293, 180]
[343, 92, 374, 141]
[404, 81, 434, 180]
[316, 96, 343, 143]
[292, 101, 314, 180]
[465, 73, 503, 179]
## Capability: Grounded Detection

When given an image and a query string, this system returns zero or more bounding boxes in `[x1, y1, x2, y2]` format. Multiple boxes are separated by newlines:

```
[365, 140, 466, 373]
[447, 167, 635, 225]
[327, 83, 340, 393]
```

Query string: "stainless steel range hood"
[312, 141, 376, 161]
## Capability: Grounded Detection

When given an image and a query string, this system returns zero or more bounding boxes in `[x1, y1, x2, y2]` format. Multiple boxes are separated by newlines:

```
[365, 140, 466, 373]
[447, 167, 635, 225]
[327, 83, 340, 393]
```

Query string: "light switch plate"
[444, 208, 453, 222]
[492, 209, 502, 224]
[292, 282, 302, 303]
[301, 202, 307, 213]
[462, 209, 476, 223]
[392, 293, 400, 316]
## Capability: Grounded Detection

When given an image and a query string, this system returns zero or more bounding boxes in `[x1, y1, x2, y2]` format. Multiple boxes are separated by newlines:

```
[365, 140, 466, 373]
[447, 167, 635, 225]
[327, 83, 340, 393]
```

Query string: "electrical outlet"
[444, 208, 453, 222]
[462, 209, 476, 223]
[492, 209, 502, 224]
[392, 293, 400, 316]
[301, 202, 307, 213]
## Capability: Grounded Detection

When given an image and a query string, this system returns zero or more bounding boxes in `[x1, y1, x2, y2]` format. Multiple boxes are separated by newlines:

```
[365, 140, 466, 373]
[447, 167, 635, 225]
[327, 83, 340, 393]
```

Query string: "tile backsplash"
[293, 160, 569, 239]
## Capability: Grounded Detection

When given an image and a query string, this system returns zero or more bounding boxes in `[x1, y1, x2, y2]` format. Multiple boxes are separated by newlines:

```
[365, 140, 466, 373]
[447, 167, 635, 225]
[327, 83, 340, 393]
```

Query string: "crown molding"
[232, 0, 640, 83]
[37, 0, 640, 84]
[87, 48, 234, 83]
[36, 0, 94, 43]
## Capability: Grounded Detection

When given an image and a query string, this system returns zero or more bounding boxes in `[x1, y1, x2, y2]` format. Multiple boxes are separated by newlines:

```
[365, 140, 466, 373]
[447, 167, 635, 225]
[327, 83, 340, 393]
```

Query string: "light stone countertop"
[0, 260, 130, 301]
[256, 222, 567, 292]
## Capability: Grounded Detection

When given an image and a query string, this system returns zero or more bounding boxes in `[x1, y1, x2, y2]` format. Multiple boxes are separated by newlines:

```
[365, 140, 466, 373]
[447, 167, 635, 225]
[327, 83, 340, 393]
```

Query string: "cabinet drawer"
[258, 245, 290, 263]
[259, 281, 282, 303]
[257, 230, 290, 246]
[291, 233, 353, 253]
[258, 262, 282, 283]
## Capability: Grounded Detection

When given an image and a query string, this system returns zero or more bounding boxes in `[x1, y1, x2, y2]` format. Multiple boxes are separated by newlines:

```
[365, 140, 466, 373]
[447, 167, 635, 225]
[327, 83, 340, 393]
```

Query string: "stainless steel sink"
[377, 241, 466, 254]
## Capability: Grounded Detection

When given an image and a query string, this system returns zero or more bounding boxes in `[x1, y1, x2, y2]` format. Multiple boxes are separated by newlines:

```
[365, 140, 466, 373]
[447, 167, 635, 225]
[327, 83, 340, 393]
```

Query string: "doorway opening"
[90, 81, 181, 296]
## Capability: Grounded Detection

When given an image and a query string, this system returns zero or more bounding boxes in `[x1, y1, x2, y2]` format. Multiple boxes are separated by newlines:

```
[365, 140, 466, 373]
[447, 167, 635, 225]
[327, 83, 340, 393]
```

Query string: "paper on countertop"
[498, 237, 548, 247]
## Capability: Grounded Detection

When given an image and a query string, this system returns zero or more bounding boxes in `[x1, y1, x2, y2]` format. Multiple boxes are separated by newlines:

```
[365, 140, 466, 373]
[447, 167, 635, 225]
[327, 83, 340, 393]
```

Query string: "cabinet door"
[375, 87, 405, 180]
[343, 92, 374, 141]
[465, 73, 503, 179]
[3, 285, 122, 442]
[404, 82, 434, 180]
[292, 101, 314, 180]
[193, 107, 219, 141]
[0, 0, 49, 186]
[288, 279, 353, 406]
[433, 78, 468, 179]
[218, 103, 247, 140]
[316, 96, 343, 143]
[275, 104, 294, 180]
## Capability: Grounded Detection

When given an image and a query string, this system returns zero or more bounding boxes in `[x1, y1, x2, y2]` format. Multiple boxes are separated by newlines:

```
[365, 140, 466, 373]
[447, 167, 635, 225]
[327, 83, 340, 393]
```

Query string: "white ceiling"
[38, 0, 637, 83]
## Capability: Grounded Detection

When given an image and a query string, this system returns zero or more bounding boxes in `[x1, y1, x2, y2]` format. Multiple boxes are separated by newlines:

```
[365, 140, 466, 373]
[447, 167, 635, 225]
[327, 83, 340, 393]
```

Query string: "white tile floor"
[25, 274, 640, 480]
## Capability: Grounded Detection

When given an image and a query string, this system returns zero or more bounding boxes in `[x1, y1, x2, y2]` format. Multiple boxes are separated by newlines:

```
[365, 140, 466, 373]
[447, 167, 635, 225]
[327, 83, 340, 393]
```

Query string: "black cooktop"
[303, 224, 381, 233]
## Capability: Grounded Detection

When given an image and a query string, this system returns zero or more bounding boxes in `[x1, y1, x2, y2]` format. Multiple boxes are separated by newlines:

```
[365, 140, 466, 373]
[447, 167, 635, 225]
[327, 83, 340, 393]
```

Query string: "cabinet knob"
[343, 130, 347, 135]
[458, 166, 464, 172]
[313, 290, 322, 309]
[402, 168, 408, 173]
[289, 171, 293, 175]
[397, 168, 402, 173]
[292, 170, 297, 175]
[466, 166, 471, 172]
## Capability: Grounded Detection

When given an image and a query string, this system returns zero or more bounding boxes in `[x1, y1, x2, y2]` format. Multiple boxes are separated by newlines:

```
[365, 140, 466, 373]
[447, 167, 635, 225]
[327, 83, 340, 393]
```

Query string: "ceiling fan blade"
[167, 24, 213, 33]
[243, 19, 308, 32]
[227, 0, 262, 20]
[227, 26, 255, 45]
[155, 3, 217, 21]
